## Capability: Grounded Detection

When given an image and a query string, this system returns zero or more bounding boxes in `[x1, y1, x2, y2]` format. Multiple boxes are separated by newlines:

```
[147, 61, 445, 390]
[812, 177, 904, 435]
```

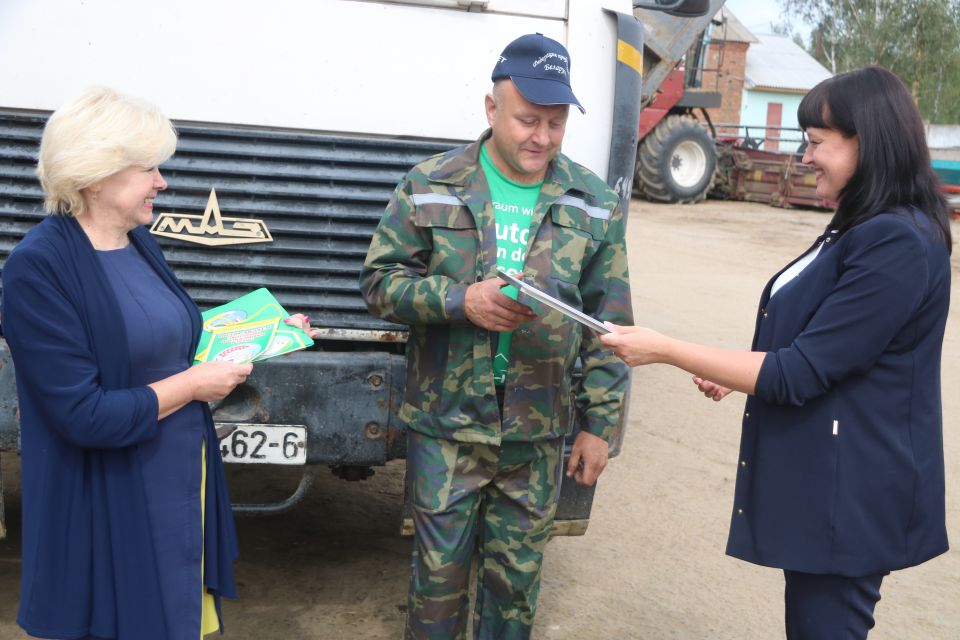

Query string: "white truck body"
[0, 0, 628, 179]
[0, 0, 644, 536]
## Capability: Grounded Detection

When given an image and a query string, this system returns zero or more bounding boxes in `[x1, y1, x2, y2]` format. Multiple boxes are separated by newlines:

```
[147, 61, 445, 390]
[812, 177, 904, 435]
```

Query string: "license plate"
[216, 423, 307, 465]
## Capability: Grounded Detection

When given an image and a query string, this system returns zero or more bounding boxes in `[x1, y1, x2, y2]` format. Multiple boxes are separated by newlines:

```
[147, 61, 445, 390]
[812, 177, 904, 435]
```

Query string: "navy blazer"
[726, 211, 950, 577]
[1, 215, 238, 639]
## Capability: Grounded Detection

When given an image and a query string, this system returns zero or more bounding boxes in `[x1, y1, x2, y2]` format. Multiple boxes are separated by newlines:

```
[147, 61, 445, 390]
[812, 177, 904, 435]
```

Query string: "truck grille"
[0, 109, 462, 332]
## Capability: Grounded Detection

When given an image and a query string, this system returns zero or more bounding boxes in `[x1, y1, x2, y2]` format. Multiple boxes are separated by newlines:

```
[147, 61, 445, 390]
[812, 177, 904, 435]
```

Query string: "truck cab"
[0, 0, 706, 537]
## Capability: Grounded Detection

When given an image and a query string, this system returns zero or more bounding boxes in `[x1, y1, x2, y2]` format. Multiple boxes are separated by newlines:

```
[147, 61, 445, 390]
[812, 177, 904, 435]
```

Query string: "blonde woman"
[1, 87, 313, 639]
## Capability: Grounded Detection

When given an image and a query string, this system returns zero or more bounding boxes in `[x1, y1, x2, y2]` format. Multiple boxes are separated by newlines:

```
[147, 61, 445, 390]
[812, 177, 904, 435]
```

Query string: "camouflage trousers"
[406, 430, 564, 640]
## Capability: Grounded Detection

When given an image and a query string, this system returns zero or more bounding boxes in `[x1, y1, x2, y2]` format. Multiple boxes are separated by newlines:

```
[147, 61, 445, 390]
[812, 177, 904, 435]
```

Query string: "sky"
[721, 0, 810, 39]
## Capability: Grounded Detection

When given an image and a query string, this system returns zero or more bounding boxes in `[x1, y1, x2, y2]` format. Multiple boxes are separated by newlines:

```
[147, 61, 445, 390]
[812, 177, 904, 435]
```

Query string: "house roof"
[745, 33, 832, 92]
[714, 7, 759, 44]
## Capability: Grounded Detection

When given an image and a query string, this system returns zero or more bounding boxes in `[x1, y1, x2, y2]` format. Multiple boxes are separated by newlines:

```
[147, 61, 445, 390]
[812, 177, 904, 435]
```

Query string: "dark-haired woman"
[601, 65, 952, 639]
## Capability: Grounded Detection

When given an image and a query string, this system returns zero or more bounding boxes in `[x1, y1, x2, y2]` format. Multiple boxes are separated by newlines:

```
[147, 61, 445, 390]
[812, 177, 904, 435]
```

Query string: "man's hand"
[465, 277, 537, 332]
[566, 431, 609, 486]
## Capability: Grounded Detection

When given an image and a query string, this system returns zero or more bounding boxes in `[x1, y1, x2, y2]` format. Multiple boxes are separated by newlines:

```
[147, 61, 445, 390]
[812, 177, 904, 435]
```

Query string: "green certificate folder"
[194, 288, 314, 364]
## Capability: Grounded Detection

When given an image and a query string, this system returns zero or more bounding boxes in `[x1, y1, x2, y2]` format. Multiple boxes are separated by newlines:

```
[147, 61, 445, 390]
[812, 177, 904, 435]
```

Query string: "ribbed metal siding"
[0, 109, 461, 332]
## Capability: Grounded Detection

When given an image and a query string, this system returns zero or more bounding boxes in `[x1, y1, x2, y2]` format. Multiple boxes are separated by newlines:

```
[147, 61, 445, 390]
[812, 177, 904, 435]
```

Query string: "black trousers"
[784, 570, 886, 640]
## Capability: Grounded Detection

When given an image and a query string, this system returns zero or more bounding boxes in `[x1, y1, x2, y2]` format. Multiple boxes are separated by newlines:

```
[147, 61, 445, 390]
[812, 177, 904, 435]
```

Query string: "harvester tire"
[635, 114, 717, 203]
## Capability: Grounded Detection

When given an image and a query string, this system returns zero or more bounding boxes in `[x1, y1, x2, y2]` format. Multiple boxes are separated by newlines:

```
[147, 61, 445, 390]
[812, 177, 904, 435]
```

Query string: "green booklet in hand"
[193, 288, 314, 364]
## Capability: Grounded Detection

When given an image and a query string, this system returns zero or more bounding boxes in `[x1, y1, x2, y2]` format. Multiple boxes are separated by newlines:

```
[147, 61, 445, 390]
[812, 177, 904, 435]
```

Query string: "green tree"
[776, 0, 960, 124]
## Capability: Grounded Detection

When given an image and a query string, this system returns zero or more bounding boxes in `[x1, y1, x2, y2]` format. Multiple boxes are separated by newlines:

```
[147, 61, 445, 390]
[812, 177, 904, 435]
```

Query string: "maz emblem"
[150, 188, 273, 246]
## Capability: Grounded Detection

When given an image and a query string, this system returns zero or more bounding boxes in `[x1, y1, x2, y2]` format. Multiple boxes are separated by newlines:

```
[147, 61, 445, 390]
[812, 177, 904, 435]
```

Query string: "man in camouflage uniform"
[359, 33, 632, 640]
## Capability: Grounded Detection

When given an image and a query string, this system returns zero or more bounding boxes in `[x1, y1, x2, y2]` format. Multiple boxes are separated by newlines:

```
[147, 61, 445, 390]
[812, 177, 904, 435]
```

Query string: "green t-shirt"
[479, 142, 542, 387]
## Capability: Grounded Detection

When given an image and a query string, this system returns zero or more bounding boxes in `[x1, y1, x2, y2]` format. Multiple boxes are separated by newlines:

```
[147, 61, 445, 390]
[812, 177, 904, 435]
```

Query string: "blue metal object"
[932, 159, 960, 187]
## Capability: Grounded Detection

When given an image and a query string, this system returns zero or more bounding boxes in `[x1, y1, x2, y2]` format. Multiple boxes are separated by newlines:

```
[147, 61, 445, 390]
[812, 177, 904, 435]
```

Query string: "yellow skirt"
[201, 441, 220, 637]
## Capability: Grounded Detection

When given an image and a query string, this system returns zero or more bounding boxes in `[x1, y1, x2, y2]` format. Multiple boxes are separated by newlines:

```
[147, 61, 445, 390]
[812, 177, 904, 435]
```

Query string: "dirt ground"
[0, 198, 957, 639]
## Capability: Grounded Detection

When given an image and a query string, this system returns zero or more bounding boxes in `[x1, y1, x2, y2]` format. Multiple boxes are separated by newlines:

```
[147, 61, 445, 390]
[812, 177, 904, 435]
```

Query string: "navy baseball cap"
[491, 33, 585, 114]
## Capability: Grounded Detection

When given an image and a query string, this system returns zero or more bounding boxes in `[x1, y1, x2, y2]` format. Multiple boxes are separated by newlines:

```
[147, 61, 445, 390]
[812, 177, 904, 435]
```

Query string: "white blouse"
[770, 231, 837, 297]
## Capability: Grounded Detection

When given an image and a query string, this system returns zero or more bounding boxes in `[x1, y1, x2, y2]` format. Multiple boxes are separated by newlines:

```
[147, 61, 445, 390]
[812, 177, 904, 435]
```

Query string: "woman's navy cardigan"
[1, 215, 238, 639]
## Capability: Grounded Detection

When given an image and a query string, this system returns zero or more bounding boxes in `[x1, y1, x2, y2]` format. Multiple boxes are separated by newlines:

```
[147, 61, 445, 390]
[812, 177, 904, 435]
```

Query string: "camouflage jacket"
[360, 130, 633, 445]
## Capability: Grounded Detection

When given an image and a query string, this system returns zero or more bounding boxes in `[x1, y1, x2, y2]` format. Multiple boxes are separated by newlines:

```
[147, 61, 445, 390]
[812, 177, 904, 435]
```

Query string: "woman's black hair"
[798, 65, 952, 252]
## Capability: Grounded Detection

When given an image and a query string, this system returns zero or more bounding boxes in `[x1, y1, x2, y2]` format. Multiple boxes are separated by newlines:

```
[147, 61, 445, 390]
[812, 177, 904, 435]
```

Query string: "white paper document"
[497, 270, 610, 335]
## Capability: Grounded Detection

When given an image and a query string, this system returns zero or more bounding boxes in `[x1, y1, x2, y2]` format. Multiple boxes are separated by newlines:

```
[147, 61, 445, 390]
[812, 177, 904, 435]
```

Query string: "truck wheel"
[635, 114, 716, 203]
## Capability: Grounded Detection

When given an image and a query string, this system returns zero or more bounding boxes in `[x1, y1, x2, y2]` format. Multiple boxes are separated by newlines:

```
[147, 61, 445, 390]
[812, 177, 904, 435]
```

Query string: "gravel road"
[0, 199, 957, 639]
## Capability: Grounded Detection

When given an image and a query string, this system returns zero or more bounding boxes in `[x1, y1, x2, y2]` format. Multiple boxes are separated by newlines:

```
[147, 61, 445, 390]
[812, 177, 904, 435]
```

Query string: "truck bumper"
[0, 347, 603, 536]
[213, 350, 408, 466]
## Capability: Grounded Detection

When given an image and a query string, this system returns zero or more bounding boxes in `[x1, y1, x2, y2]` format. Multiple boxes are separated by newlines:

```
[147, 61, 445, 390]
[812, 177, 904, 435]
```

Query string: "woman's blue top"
[98, 244, 207, 639]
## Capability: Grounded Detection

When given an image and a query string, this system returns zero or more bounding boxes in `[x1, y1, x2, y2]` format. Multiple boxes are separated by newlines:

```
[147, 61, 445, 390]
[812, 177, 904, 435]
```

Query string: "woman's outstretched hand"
[598, 323, 667, 367]
[600, 323, 762, 396]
